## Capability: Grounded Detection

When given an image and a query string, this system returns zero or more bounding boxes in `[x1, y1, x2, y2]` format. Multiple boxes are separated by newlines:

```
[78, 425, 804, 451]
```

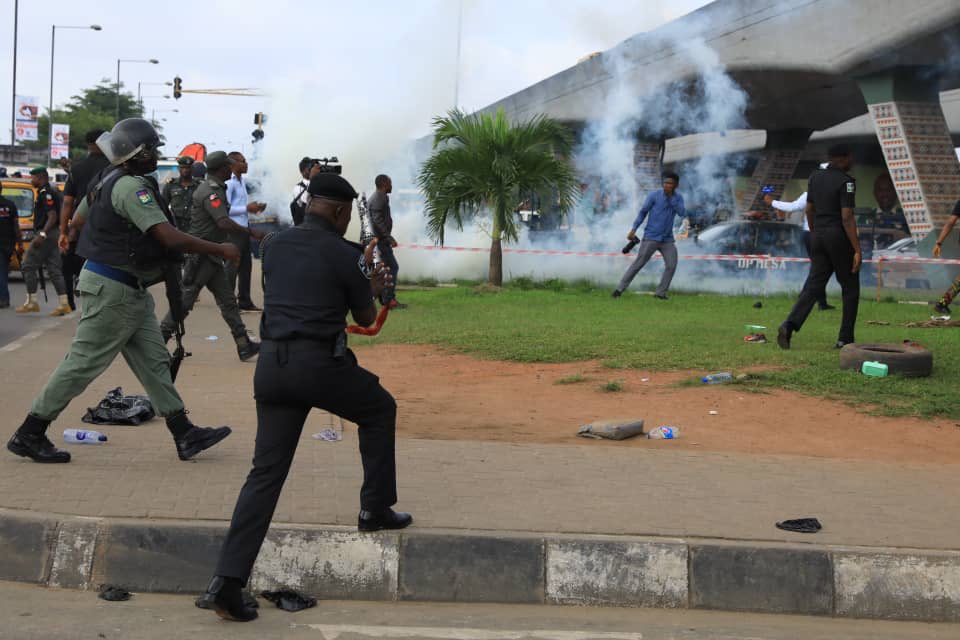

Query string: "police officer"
[6, 118, 241, 464]
[161, 155, 199, 231]
[17, 167, 71, 316]
[0, 188, 20, 308]
[197, 173, 409, 622]
[778, 144, 861, 349]
[159, 151, 261, 361]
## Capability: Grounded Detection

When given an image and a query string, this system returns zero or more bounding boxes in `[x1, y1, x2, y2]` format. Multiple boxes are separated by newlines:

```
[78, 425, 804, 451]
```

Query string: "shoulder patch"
[45, 194, 54, 203]
[135, 189, 153, 205]
[846, 182, 856, 194]
[209, 193, 222, 208]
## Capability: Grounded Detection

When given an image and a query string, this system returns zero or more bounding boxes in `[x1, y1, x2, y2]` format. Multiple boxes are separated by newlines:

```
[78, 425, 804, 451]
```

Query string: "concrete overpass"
[478, 0, 960, 241]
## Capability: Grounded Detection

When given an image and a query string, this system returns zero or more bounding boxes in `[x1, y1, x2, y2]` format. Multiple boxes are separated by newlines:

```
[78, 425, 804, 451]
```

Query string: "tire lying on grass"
[838, 343, 933, 378]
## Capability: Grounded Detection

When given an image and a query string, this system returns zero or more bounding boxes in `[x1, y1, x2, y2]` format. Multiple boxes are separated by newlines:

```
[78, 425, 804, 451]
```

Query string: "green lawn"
[352, 281, 958, 419]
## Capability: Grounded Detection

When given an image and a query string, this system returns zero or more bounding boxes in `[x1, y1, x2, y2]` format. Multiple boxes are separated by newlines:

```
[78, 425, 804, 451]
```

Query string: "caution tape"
[398, 243, 960, 265]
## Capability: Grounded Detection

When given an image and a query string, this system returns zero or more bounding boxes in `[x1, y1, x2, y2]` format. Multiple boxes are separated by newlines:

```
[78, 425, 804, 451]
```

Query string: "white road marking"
[0, 317, 70, 353]
[293, 625, 644, 640]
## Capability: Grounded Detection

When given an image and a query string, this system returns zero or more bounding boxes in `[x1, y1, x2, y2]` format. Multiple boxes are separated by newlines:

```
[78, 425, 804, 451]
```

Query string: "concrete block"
[547, 539, 687, 607]
[399, 534, 544, 603]
[0, 510, 58, 583]
[690, 544, 832, 615]
[48, 517, 100, 589]
[250, 527, 398, 600]
[92, 522, 225, 593]
[835, 551, 960, 622]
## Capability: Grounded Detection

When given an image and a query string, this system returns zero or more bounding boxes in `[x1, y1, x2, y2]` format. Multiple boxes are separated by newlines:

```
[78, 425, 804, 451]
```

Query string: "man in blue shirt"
[226, 152, 266, 311]
[612, 172, 686, 300]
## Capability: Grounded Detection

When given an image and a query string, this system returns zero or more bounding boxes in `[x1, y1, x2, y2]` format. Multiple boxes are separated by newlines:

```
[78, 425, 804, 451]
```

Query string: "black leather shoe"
[196, 576, 258, 622]
[611, 289, 622, 298]
[237, 338, 260, 362]
[777, 323, 793, 350]
[654, 293, 668, 300]
[175, 425, 232, 461]
[818, 303, 836, 310]
[238, 303, 261, 312]
[7, 432, 71, 463]
[358, 508, 413, 532]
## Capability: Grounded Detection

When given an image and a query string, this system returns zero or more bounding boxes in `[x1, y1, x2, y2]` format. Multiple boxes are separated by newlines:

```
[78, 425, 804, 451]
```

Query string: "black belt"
[83, 261, 144, 289]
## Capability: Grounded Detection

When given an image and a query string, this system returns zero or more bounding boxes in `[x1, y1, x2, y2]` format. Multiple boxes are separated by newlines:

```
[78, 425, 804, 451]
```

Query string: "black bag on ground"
[82, 387, 156, 425]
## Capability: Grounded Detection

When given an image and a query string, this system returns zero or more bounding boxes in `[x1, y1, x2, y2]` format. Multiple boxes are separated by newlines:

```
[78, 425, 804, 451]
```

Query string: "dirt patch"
[356, 344, 960, 465]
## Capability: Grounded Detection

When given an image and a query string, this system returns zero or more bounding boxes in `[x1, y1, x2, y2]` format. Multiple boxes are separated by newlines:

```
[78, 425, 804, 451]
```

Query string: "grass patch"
[598, 379, 624, 393]
[554, 373, 587, 385]
[354, 285, 959, 419]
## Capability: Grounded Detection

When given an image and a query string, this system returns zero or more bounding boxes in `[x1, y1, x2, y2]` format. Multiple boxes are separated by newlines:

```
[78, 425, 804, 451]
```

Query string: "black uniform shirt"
[806, 165, 855, 232]
[259, 216, 373, 341]
[0, 195, 18, 253]
[64, 152, 111, 200]
[33, 184, 62, 232]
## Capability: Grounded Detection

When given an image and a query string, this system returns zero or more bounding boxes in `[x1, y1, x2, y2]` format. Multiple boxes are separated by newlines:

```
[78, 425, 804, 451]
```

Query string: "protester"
[225, 152, 265, 311]
[368, 174, 405, 308]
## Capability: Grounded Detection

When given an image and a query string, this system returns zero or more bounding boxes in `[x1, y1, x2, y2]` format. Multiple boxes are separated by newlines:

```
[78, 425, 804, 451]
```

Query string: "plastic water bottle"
[63, 429, 107, 444]
[647, 426, 679, 440]
[702, 372, 733, 384]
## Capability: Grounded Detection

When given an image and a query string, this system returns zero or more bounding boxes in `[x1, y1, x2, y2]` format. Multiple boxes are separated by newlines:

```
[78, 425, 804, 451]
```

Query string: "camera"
[622, 237, 640, 254]
[312, 156, 342, 175]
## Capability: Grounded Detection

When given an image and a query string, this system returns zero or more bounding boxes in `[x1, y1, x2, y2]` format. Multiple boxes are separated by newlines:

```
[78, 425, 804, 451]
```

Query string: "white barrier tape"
[398, 244, 960, 265]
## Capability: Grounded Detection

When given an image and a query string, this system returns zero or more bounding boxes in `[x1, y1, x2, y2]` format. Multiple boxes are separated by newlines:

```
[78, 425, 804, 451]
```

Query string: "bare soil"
[358, 344, 960, 465]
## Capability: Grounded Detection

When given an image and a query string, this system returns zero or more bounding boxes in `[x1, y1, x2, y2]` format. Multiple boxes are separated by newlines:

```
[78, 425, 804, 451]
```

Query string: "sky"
[1, 0, 710, 169]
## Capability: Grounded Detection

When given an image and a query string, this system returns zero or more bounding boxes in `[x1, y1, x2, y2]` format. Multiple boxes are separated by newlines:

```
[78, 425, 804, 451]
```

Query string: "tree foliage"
[417, 109, 580, 286]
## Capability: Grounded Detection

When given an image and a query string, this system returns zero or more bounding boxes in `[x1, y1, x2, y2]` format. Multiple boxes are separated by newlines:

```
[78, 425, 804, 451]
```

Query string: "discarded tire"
[838, 343, 933, 377]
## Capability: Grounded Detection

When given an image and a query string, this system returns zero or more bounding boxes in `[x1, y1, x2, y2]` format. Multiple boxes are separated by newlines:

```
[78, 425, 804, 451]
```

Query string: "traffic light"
[253, 112, 266, 126]
[173, 77, 182, 100]
[252, 129, 265, 142]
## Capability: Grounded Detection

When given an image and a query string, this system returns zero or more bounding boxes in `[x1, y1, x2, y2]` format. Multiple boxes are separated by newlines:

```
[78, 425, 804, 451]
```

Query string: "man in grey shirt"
[367, 174, 405, 308]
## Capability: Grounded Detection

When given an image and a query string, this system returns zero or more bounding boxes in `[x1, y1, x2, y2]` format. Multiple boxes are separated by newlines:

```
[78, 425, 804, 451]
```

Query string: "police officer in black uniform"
[778, 144, 861, 349]
[197, 173, 410, 622]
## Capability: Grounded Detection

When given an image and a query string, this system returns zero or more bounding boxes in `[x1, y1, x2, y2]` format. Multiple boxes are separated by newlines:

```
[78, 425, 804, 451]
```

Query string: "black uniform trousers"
[214, 338, 398, 583]
[801, 231, 828, 308]
[61, 242, 85, 311]
[226, 231, 254, 307]
[787, 229, 860, 343]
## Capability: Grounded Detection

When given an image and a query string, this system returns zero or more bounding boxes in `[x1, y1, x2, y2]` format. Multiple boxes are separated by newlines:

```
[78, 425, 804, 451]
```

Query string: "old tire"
[838, 343, 933, 378]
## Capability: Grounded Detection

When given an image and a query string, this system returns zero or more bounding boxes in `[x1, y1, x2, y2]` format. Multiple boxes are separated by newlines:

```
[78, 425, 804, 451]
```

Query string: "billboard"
[50, 124, 70, 160]
[14, 95, 39, 142]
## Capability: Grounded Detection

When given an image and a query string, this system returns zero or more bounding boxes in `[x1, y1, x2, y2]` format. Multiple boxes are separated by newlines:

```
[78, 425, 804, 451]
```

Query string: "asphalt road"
[0, 581, 955, 640]
[0, 276, 74, 349]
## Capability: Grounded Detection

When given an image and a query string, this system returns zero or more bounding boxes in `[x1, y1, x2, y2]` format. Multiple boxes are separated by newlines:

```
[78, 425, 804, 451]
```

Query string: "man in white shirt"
[289, 157, 313, 226]
[765, 189, 834, 311]
[226, 152, 266, 311]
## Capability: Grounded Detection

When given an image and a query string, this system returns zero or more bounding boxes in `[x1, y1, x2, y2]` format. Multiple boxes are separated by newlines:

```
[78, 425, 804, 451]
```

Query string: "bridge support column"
[633, 139, 663, 195]
[735, 129, 812, 215]
[859, 66, 960, 242]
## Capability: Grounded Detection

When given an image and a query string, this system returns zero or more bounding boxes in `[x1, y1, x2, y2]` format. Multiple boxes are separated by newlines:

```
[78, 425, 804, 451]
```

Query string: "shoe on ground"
[237, 339, 260, 362]
[15, 301, 40, 313]
[175, 425, 232, 461]
[7, 432, 71, 463]
[611, 289, 622, 298]
[386, 299, 407, 310]
[743, 333, 767, 343]
[358, 508, 413, 532]
[818, 303, 836, 311]
[49, 304, 72, 317]
[0, 300, 9, 309]
[654, 293, 668, 300]
[238, 302, 261, 312]
[776, 323, 793, 350]
[932, 301, 951, 316]
[196, 576, 258, 622]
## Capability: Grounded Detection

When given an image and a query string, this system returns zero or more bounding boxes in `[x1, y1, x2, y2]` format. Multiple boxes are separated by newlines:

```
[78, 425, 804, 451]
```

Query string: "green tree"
[418, 109, 580, 287]
[27, 79, 145, 160]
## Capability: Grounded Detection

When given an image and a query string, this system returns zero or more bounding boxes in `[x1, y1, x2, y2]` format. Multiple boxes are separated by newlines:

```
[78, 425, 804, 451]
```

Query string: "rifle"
[38, 264, 48, 302]
[163, 263, 191, 382]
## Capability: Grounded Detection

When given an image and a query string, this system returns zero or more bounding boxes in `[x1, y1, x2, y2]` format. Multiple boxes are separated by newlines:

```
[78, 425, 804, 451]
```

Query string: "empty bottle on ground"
[63, 429, 107, 444]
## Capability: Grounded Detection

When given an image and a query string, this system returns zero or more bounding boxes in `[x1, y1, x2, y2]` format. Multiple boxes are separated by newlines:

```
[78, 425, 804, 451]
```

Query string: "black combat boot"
[7, 415, 71, 463]
[166, 411, 232, 461]
[358, 508, 413, 532]
[236, 335, 260, 362]
[196, 576, 258, 622]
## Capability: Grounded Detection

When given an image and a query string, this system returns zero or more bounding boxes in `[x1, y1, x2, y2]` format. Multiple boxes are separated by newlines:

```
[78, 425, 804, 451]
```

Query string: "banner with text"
[14, 95, 39, 142]
[50, 124, 70, 160]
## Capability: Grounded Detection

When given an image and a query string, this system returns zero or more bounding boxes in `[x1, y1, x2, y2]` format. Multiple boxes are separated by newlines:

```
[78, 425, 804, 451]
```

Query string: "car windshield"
[2, 185, 34, 218]
[152, 164, 179, 186]
[696, 224, 736, 243]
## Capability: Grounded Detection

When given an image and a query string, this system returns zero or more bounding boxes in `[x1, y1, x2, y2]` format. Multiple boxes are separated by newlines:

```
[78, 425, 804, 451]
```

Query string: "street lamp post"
[10, 0, 18, 146]
[49, 24, 101, 159]
[116, 58, 158, 122]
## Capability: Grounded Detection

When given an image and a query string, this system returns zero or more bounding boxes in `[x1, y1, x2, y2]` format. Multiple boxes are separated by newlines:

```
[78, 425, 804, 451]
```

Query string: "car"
[2, 178, 36, 272]
[870, 236, 930, 289]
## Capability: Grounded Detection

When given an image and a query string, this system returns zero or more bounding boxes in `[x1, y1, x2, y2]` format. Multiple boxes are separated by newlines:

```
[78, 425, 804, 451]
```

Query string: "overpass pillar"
[735, 128, 812, 215]
[633, 138, 664, 194]
[859, 66, 960, 241]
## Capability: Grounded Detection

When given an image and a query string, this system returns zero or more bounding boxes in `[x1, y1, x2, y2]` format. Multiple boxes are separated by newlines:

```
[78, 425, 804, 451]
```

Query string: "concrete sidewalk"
[0, 280, 958, 622]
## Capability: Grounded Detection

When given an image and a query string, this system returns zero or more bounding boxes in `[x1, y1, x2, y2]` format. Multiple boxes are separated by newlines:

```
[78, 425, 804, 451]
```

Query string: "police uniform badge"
[846, 182, 855, 194]
[136, 189, 153, 204]
[209, 193, 222, 208]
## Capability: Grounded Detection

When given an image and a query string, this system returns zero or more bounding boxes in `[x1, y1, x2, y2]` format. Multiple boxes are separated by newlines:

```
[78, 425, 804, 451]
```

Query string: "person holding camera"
[197, 173, 410, 622]
[289, 157, 317, 226]
[612, 171, 687, 300]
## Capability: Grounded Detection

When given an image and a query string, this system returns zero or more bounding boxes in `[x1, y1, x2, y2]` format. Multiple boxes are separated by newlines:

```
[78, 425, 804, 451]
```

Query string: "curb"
[1, 508, 959, 623]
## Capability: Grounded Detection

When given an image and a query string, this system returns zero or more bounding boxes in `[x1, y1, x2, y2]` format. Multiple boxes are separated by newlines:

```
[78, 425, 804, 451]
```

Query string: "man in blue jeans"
[613, 172, 687, 300]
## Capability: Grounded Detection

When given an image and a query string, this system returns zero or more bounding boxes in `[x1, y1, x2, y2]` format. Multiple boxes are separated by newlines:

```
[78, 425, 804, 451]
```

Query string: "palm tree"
[418, 108, 580, 287]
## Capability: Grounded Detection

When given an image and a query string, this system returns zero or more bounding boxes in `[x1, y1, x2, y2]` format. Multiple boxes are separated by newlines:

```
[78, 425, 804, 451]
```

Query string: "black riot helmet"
[96, 118, 163, 173]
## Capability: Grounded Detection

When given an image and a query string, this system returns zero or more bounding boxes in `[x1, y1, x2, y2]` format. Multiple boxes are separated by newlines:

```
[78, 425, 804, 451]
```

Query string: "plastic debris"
[313, 414, 344, 442]
[98, 585, 131, 601]
[206, 335, 219, 341]
[861, 361, 889, 377]
[577, 419, 645, 441]
[82, 387, 155, 426]
[776, 518, 822, 534]
[708, 410, 718, 415]
[646, 426, 679, 440]
[259, 589, 317, 612]
[743, 333, 767, 343]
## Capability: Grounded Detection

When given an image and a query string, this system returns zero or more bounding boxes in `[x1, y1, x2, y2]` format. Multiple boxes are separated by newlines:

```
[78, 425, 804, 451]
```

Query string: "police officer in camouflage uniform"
[159, 151, 262, 361]
[161, 155, 199, 231]
[6, 118, 241, 464]
[17, 167, 71, 316]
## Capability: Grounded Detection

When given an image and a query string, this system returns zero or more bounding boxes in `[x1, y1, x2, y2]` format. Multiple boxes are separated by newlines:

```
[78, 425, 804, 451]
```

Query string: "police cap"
[29, 166, 48, 176]
[205, 151, 233, 172]
[308, 173, 358, 202]
[177, 155, 194, 167]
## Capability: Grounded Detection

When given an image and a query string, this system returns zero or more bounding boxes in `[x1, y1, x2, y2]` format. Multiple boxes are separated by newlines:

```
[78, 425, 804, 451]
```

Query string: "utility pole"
[11, 0, 19, 146]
